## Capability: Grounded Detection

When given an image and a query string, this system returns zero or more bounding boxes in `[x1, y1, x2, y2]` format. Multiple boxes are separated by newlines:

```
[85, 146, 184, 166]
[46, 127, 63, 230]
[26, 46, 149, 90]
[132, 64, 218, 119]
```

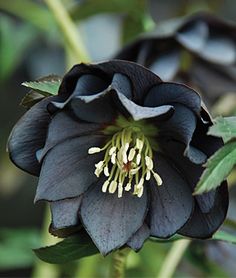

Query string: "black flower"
[115, 13, 236, 105]
[8, 60, 228, 255]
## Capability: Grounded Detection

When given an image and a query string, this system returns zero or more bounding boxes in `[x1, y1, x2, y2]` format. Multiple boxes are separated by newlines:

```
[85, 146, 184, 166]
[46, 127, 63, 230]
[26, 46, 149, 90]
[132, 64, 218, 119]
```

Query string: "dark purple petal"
[35, 135, 105, 202]
[127, 223, 150, 251]
[144, 83, 201, 114]
[148, 154, 193, 238]
[58, 61, 162, 104]
[158, 104, 197, 148]
[110, 73, 133, 99]
[7, 98, 51, 176]
[179, 182, 228, 238]
[184, 145, 207, 165]
[68, 72, 134, 123]
[80, 182, 148, 255]
[160, 140, 217, 213]
[70, 73, 173, 123]
[50, 196, 82, 229]
[176, 20, 208, 52]
[39, 112, 102, 159]
[73, 74, 109, 96]
[115, 92, 174, 121]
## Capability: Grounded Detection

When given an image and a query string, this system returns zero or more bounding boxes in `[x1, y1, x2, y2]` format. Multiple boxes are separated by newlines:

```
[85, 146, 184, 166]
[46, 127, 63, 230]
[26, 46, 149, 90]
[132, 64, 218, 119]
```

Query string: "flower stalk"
[44, 0, 90, 63]
[109, 248, 130, 278]
[156, 239, 191, 278]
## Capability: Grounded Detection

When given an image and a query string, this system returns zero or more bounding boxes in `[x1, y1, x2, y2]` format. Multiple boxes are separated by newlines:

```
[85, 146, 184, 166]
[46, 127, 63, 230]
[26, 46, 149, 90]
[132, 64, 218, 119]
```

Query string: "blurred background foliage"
[0, 0, 236, 277]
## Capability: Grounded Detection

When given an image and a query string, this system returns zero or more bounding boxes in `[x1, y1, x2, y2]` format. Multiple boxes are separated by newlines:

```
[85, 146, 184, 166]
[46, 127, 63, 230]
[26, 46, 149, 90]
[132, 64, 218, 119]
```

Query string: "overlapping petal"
[8, 98, 52, 176]
[148, 154, 193, 238]
[35, 135, 105, 202]
[80, 181, 148, 255]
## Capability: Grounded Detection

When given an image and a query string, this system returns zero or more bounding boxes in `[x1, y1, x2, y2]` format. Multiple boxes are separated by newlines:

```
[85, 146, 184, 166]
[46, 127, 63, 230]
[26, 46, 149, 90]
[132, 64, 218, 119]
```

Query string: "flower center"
[88, 116, 162, 198]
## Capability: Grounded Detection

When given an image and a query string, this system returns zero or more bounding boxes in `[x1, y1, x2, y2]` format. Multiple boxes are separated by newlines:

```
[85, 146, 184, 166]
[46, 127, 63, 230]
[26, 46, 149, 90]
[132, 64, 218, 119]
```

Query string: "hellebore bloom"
[115, 13, 236, 104]
[8, 60, 228, 255]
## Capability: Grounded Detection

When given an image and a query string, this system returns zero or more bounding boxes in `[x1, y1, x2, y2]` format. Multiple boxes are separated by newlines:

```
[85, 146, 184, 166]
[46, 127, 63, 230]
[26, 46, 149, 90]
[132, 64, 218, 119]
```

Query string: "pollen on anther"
[88, 147, 101, 154]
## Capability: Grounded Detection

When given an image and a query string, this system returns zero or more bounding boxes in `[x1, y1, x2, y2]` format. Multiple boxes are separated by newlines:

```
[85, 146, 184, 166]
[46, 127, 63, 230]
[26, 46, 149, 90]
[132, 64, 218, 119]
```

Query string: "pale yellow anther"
[136, 153, 141, 165]
[145, 156, 153, 170]
[153, 172, 163, 186]
[109, 181, 118, 193]
[128, 148, 136, 161]
[136, 138, 144, 151]
[95, 168, 103, 177]
[137, 185, 144, 198]
[111, 153, 116, 164]
[88, 147, 101, 154]
[125, 183, 131, 191]
[122, 150, 128, 164]
[118, 183, 123, 198]
[88, 119, 162, 199]
[95, 161, 104, 169]
[124, 143, 129, 151]
[104, 166, 109, 177]
[130, 166, 141, 175]
[109, 146, 116, 156]
[137, 177, 144, 189]
[102, 180, 110, 193]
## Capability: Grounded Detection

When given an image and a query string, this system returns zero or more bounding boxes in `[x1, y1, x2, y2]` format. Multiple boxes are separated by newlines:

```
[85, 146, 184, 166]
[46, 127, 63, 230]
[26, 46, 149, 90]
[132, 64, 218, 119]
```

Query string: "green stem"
[32, 206, 60, 278]
[109, 248, 130, 278]
[44, 0, 90, 63]
[156, 239, 191, 278]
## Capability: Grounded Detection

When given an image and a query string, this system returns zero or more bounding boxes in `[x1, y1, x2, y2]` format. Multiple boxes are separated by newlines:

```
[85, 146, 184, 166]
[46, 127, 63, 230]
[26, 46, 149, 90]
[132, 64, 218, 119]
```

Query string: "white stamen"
[109, 181, 117, 193]
[136, 138, 144, 151]
[136, 153, 141, 165]
[95, 168, 103, 177]
[88, 147, 101, 154]
[137, 178, 144, 189]
[128, 148, 136, 161]
[130, 166, 141, 175]
[122, 150, 128, 164]
[109, 146, 116, 156]
[102, 180, 110, 192]
[111, 153, 116, 164]
[125, 183, 131, 191]
[146, 170, 151, 180]
[95, 161, 104, 169]
[145, 156, 153, 170]
[117, 148, 123, 164]
[124, 143, 129, 151]
[153, 172, 163, 186]
[133, 184, 138, 194]
[137, 185, 144, 197]
[104, 166, 109, 177]
[118, 183, 123, 198]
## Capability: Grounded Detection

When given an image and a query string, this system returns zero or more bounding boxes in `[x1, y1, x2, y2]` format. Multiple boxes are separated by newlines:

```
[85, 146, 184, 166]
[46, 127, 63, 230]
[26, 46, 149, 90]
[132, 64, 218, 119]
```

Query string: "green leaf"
[0, 228, 40, 270]
[22, 75, 61, 95]
[20, 91, 51, 109]
[0, 0, 54, 32]
[34, 231, 99, 264]
[212, 231, 236, 244]
[21, 75, 61, 108]
[194, 141, 236, 194]
[208, 116, 236, 143]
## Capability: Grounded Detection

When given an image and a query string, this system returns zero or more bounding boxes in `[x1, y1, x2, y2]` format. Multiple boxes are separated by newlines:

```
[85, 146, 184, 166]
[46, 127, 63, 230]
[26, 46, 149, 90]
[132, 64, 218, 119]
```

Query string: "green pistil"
[88, 116, 162, 198]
